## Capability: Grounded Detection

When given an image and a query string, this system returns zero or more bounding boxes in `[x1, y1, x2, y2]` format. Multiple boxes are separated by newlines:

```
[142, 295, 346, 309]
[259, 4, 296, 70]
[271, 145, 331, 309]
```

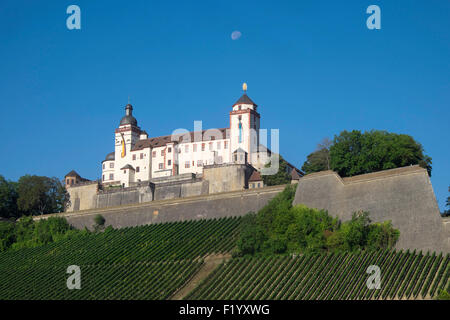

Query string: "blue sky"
[0, 0, 448, 210]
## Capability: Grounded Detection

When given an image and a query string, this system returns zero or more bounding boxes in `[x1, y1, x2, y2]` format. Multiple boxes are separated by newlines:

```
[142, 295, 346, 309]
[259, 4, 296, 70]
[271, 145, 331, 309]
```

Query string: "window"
[193, 144, 197, 152]
[136, 166, 140, 173]
[201, 143, 205, 151]
[192, 161, 195, 166]
[102, 175, 105, 181]
[224, 141, 228, 149]
[168, 147, 172, 153]
[159, 163, 164, 169]
[197, 160, 203, 167]
[257, 183, 261, 188]
[133, 154, 136, 160]
[238, 105, 242, 110]
[152, 151, 156, 157]
[211, 136, 215, 141]
[140, 153, 143, 159]
[168, 160, 171, 166]
[209, 142, 213, 151]
[102, 163, 105, 169]
[217, 142, 221, 150]
[123, 170, 126, 174]
[109, 173, 114, 180]
[161, 150, 165, 156]
[185, 145, 189, 152]
[110, 163, 114, 168]
[185, 161, 190, 168]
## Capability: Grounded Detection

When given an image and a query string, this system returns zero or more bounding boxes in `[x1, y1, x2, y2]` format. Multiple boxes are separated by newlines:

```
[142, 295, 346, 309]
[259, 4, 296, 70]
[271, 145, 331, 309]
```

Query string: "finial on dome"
[242, 82, 247, 93]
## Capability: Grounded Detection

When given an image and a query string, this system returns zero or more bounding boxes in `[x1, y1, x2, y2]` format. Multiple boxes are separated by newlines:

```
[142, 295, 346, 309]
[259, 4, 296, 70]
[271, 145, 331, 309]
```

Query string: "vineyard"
[0, 216, 448, 300]
[186, 250, 449, 300]
[0, 217, 241, 299]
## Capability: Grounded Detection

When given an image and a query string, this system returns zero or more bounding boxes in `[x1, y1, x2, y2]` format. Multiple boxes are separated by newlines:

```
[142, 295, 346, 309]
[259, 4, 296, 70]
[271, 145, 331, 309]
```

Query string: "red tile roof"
[291, 169, 302, 180]
[249, 171, 263, 182]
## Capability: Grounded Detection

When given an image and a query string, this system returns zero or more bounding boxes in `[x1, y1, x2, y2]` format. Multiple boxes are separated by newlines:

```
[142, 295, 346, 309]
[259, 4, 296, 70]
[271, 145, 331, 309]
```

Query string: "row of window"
[102, 173, 114, 181]
[152, 147, 172, 158]
[184, 141, 228, 153]
[157, 160, 171, 170]
[184, 157, 222, 168]
[132, 153, 145, 160]
[102, 162, 114, 170]
[151, 142, 229, 157]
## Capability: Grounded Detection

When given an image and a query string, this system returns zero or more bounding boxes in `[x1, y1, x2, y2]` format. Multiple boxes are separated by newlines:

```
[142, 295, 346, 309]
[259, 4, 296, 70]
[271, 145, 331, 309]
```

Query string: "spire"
[242, 82, 247, 93]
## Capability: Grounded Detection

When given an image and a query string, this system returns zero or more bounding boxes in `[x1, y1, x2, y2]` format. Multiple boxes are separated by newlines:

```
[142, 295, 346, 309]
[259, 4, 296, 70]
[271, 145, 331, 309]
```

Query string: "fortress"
[56, 85, 449, 254]
[64, 84, 302, 212]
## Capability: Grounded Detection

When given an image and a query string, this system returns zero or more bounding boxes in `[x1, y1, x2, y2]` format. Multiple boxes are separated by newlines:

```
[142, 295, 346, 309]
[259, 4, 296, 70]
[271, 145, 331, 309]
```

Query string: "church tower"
[114, 103, 141, 185]
[229, 83, 260, 166]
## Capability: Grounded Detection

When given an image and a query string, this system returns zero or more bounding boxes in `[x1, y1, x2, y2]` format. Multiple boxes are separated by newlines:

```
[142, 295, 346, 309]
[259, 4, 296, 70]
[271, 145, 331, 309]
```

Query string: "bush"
[93, 214, 106, 232]
[236, 186, 400, 256]
[0, 216, 80, 252]
[436, 290, 450, 300]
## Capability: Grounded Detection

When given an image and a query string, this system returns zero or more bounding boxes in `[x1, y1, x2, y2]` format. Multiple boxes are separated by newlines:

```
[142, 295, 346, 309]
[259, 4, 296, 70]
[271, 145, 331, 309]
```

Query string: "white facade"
[101, 88, 270, 187]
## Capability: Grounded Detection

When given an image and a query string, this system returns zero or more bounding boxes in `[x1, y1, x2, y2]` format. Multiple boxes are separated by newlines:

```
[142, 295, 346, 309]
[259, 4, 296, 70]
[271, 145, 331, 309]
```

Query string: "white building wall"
[130, 148, 151, 182]
[101, 160, 115, 182]
[177, 139, 231, 175]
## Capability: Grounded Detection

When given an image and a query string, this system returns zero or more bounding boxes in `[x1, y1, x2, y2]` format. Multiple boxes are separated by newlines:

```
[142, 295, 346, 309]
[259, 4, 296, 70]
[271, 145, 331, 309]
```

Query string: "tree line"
[0, 175, 69, 219]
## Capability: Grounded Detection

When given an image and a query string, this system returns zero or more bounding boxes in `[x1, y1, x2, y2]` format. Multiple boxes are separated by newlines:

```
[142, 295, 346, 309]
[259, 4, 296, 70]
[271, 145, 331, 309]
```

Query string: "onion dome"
[119, 104, 138, 126]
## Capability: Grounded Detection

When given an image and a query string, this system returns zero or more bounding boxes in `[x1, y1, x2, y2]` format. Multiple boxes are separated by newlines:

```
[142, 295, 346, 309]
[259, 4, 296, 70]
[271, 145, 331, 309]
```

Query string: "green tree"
[0, 221, 15, 251]
[339, 211, 371, 251]
[17, 175, 69, 216]
[262, 155, 292, 186]
[366, 221, 400, 249]
[301, 138, 332, 174]
[0, 175, 19, 219]
[93, 214, 106, 231]
[329, 130, 432, 177]
[235, 186, 399, 256]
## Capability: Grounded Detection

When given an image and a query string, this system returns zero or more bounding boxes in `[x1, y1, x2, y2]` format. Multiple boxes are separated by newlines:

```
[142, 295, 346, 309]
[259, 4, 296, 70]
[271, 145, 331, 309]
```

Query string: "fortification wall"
[66, 182, 98, 211]
[203, 164, 254, 194]
[66, 164, 250, 212]
[96, 185, 153, 209]
[293, 165, 450, 253]
[40, 185, 286, 229]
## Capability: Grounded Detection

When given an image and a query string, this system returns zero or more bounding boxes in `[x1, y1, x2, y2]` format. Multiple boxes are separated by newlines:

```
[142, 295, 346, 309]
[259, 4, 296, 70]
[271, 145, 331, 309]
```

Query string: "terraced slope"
[0, 217, 242, 300]
[186, 250, 449, 300]
[1, 216, 448, 300]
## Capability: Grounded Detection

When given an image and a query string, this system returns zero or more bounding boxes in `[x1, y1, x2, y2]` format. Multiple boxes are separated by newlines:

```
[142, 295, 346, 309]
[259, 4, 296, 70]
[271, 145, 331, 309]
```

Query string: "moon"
[231, 31, 242, 40]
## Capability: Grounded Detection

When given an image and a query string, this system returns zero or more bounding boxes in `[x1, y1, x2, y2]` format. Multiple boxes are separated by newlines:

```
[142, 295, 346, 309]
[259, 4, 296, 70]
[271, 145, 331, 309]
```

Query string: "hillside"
[0, 217, 241, 299]
[0, 216, 448, 300]
[187, 250, 449, 300]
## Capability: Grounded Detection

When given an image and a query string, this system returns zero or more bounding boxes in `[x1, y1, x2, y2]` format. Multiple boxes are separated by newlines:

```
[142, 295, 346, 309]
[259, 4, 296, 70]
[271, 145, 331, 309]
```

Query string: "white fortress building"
[99, 84, 297, 188]
[64, 84, 302, 212]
